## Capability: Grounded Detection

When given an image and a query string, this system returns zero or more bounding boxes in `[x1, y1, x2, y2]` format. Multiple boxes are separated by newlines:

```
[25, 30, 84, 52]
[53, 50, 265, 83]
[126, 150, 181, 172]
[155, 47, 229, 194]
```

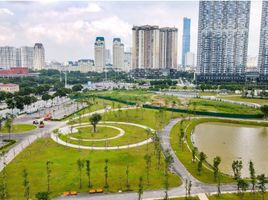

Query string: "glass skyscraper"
[196, 1, 250, 82]
[258, 1, 268, 82]
[182, 17, 191, 66]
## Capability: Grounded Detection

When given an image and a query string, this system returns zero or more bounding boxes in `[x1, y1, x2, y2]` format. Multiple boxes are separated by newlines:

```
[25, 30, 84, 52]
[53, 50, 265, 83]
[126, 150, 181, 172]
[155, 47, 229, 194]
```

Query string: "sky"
[0, 1, 263, 63]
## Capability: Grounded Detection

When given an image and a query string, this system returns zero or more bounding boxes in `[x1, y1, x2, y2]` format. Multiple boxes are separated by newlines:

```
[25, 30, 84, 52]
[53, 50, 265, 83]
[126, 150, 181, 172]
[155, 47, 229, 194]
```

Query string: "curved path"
[51, 121, 154, 150]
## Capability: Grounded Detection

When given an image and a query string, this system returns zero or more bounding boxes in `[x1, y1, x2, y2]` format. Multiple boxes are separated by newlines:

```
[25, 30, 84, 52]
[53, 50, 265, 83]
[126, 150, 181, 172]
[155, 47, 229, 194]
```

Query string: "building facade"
[0, 46, 16, 69]
[124, 52, 132, 72]
[19, 46, 34, 69]
[159, 27, 178, 69]
[182, 17, 191, 66]
[258, 1, 268, 81]
[94, 37, 105, 72]
[113, 38, 125, 71]
[132, 25, 160, 69]
[185, 52, 195, 68]
[0, 83, 19, 93]
[196, 1, 250, 82]
[33, 43, 45, 70]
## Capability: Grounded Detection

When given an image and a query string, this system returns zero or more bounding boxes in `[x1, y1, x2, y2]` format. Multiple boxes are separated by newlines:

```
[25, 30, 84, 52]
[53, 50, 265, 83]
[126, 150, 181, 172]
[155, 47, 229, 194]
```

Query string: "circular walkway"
[51, 121, 154, 150]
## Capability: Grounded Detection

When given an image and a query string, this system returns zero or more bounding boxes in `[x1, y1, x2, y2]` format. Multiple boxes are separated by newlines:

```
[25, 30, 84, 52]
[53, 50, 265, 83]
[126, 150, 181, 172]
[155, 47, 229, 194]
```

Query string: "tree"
[104, 159, 109, 191]
[85, 160, 91, 188]
[46, 161, 52, 193]
[237, 179, 249, 200]
[138, 176, 143, 200]
[4, 114, 13, 140]
[197, 152, 207, 175]
[5, 98, 16, 111]
[232, 160, 243, 180]
[185, 179, 192, 199]
[144, 154, 152, 185]
[22, 169, 30, 200]
[213, 156, 221, 181]
[126, 165, 130, 191]
[42, 94, 52, 101]
[192, 147, 197, 162]
[77, 159, 84, 189]
[257, 174, 266, 200]
[260, 105, 268, 118]
[163, 149, 174, 200]
[35, 192, 50, 200]
[72, 84, 83, 92]
[249, 160, 256, 192]
[0, 116, 4, 131]
[89, 113, 102, 133]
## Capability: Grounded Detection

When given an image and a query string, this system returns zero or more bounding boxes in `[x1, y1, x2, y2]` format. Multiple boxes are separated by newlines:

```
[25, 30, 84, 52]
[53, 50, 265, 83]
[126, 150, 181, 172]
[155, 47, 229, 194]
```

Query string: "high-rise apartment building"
[159, 27, 178, 69]
[113, 38, 125, 71]
[94, 37, 105, 71]
[33, 43, 45, 70]
[105, 49, 111, 65]
[19, 47, 34, 69]
[132, 25, 160, 69]
[258, 1, 268, 81]
[197, 1, 250, 82]
[185, 52, 195, 68]
[124, 51, 131, 72]
[0, 46, 16, 69]
[182, 17, 191, 66]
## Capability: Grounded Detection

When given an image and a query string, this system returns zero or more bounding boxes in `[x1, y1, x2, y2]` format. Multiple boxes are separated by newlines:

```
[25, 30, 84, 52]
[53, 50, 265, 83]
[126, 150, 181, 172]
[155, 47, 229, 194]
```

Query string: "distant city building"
[0, 67, 38, 78]
[113, 38, 125, 71]
[46, 61, 63, 71]
[197, 1, 250, 82]
[181, 17, 191, 66]
[0, 83, 19, 93]
[33, 43, 45, 71]
[94, 37, 105, 71]
[185, 52, 195, 68]
[258, 1, 268, 81]
[124, 52, 131, 72]
[66, 59, 94, 73]
[159, 27, 178, 69]
[132, 25, 160, 69]
[0, 46, 16, 69]
[247, 56, 258, 69]
[105, 49, 111, 65]
[19, 46, 34, 69]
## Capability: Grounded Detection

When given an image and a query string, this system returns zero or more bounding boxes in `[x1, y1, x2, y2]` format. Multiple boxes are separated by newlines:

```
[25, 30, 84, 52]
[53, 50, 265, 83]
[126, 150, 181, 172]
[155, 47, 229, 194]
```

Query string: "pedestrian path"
[198, 193, 209, 200]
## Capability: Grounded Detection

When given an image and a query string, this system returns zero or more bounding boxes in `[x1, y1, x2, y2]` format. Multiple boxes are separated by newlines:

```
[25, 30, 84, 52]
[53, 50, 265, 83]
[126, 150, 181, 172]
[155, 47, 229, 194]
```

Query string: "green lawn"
[71, 126, 120, 139]
[0, 124, 36, 134]
[209, 192, 268, 200]
[220, 95, 268, 105]
[188, 98, 261, 114]
[3, 108, 182, 199]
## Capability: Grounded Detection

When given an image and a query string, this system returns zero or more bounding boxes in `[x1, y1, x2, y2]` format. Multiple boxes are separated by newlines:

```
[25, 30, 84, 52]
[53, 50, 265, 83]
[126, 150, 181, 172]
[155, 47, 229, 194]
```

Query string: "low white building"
[0, 83, 19, 93]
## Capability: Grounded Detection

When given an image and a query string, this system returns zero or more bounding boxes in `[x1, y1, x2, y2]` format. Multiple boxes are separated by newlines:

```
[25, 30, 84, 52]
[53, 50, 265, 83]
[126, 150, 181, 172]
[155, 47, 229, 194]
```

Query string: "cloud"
[0, 8, 14, 16]
[68, 3, 101, 15]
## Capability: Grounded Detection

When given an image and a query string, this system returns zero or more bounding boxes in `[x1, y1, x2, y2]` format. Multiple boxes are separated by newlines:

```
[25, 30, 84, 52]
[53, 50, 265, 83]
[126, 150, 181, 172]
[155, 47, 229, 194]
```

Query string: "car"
[39, 121, 45, 128]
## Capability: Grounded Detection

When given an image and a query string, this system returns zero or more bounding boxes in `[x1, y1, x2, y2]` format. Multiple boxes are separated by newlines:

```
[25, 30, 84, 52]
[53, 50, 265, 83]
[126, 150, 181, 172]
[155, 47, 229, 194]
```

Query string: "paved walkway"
[198, 193, 209, 200]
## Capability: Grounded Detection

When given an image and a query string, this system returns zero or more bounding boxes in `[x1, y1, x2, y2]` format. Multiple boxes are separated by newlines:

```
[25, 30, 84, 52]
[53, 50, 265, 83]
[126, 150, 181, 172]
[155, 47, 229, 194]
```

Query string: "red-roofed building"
[0, 67, 38, 77]
[0, 83, 19, 93]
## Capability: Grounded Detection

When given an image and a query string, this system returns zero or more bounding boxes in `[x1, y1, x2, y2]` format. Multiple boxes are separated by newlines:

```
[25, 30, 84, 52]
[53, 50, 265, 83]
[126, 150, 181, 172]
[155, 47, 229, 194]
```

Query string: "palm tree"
[77, 159, 84, 189]
[89, 113, 102, 133]
[197, 152, 207, 175]
[138, 176, 143, 200]
[213, 156, 221, 181]
[249, 160, 256, 192]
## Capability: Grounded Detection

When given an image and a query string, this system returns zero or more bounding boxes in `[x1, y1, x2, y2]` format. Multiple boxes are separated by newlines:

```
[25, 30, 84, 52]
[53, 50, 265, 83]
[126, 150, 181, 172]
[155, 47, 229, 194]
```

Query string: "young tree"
[126, 165, 130, 191]
[0, 116, 4, 131]
[257, 174, 266, 200]
[104, 159, 109, 191]
[163, 149, 174, 200]
[4, 114, 13, 140]
[35, 192, 49, 200]
[46, 161, 53, 193]
[237, 179, 249, 200]
[144, 154, 152, 185]
[22, 169, 30, 200]
[213, 156, 221, 181]
[192, 147, 197, 162]
[77, 159, 84, 189]
[179, 128, 185, 150]
[249, 160, 256, 192]
[138, 176, 143, 200]
[260, 105, 268, 118]
[197, 152, 207, 175]
[232, 160, 243, 180]
[89, 113, 102, 133]
[85, 160, 91, 188]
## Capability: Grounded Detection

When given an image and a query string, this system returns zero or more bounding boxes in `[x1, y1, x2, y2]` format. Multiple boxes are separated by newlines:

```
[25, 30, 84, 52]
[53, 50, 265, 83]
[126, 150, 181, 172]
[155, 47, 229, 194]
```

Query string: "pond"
[192, 122, 268, 177]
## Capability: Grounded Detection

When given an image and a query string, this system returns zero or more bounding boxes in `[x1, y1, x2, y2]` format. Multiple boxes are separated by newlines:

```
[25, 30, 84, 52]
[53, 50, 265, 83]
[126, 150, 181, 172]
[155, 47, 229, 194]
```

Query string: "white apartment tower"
[19, 46, 34, 69]
[159, 27, 178, 69]
[94, 37, 105, 71]
[132, 25, 160, 69]
[33, 43, 45, 70]
[0, 46, 16, 69]
[113, 38, 125, 71]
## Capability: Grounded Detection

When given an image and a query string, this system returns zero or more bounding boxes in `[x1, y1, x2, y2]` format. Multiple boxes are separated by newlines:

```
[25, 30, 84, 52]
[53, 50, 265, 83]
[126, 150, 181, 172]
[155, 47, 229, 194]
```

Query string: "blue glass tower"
[182, 17, 191, 66]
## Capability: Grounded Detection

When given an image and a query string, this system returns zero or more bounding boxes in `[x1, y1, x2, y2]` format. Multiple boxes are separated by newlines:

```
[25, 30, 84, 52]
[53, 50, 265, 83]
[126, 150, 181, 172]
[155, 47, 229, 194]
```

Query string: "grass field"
[188, 98, 261, 114]
[220, 95, 268, 105]
[3, 108, 182, 199]
[0, 124, 36, 134]
[209, 192, 268, 200]
[71, 126, 120, 139]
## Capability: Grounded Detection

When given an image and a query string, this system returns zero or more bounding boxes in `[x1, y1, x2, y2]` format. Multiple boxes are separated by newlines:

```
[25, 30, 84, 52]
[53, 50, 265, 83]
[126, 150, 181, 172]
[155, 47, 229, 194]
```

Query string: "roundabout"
[52, 121, 155, 150]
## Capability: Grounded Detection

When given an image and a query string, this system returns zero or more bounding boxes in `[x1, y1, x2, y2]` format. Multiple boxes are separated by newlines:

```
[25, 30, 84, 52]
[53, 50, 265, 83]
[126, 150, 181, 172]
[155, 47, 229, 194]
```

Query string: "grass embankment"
[3, 108, 182, 199]
[188, 98, 261, 114]
[0, 124, 36, 134]
[209, 192, 268, 200]
[170, 118, 268, 184]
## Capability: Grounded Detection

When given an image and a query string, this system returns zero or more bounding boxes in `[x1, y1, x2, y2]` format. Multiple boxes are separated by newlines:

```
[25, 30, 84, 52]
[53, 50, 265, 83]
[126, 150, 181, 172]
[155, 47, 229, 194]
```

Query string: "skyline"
[0, 1, 263, 62]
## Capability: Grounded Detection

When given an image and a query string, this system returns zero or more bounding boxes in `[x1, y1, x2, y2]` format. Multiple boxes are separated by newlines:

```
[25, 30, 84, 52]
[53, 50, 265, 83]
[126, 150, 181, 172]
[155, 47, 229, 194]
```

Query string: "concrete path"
[198, 193, 209, 200]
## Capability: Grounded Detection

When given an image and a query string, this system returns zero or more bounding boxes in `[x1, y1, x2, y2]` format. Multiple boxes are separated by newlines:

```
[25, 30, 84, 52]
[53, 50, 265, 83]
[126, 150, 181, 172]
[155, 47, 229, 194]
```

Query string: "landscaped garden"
[2, 107, 182, 199]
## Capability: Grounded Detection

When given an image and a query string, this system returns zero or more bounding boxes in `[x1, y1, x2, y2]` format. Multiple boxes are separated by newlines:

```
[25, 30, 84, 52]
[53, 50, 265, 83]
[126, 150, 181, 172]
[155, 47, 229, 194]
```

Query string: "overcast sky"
[0, 1, 263, 63]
